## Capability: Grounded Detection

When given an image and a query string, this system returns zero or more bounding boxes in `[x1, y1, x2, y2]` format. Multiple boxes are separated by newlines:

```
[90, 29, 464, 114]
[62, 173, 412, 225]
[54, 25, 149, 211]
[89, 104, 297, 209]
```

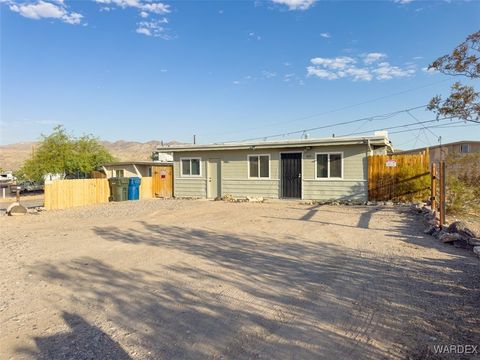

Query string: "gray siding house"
[156, 134, 392, 201]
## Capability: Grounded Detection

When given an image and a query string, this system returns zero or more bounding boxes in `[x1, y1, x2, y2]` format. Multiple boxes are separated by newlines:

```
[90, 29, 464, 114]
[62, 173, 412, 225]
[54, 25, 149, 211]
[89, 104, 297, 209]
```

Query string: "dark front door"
[281, 153, 302, 198]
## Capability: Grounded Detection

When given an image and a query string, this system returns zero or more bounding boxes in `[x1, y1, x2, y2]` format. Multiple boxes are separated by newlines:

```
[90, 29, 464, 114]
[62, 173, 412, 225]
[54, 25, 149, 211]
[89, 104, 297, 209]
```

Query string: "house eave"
[156, 135, 391, 153]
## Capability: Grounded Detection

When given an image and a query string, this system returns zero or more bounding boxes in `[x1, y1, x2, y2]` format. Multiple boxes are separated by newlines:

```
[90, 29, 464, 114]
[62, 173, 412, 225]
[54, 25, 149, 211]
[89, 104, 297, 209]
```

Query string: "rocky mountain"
[0, 140, 179, 171]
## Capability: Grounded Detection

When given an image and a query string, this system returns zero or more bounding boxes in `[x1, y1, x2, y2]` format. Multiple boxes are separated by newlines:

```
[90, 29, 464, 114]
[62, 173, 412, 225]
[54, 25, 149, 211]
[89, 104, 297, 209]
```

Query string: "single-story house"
[100, 161, 172, 179]
[397, 140, 480, 164]
[156, 133, 393, 201]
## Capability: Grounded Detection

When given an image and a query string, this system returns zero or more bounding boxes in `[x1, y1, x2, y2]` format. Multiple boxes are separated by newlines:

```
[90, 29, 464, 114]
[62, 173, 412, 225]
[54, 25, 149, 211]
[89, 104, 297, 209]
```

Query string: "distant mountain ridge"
[0, 140, 180, 171]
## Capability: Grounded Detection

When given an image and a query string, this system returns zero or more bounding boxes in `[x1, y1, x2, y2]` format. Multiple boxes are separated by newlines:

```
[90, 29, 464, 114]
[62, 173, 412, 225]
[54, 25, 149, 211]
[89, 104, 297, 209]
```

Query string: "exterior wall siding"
[173, 144, 369, 201]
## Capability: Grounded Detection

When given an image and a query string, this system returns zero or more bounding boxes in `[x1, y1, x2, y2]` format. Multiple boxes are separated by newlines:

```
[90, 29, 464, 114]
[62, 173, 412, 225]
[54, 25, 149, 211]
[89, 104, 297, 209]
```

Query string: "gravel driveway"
[1, 199, 479, 359]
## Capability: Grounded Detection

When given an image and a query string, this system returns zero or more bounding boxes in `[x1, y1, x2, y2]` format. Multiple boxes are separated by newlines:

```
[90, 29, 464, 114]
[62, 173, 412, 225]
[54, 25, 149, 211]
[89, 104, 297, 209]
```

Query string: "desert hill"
[0, 140, 179, 171]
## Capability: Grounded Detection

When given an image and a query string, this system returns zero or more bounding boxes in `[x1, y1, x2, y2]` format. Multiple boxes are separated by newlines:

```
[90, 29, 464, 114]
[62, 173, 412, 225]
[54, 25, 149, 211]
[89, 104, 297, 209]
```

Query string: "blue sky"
[1, 0, 479, 149]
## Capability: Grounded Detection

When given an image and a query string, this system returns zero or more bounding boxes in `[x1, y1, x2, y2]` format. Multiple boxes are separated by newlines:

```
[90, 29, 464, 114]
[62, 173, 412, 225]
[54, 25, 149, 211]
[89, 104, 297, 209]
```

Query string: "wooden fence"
[140, 177, 153, 199]
[45, 176, 156, 210]
[368, 151, 430, 201]
[45, 178, 110, 210]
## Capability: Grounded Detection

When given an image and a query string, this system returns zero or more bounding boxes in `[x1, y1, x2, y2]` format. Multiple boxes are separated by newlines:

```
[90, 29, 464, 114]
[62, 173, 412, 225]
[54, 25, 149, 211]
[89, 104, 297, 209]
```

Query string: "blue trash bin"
[128, 177, 141, 200]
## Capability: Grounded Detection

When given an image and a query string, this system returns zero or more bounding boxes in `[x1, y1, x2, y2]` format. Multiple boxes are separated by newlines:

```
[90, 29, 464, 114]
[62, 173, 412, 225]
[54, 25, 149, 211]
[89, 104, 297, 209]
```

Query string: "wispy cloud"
[94, 0, 169, 14]
[271, 0, 315, 11]
[362, 52, 386, 64]
[34, 119, 61, 125]
[94, 0, 171, 38]
[248, 32, 261, 41]
[307, 53, 415, 81]
[320, 32, 331, 39]
[136, 17, 169, 38]
[5, 0, 83, 25]
[422, 66, 437, 74]
[394, 0, 414, 4]
[261, 70, 276, 78]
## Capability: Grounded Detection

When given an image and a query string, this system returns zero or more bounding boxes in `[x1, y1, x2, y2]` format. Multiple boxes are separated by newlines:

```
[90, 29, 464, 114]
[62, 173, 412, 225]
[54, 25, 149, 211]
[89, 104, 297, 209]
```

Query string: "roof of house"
[156, 134, 392, 152]
[101, 161, 172, 167]
[396, 140, 480, 154]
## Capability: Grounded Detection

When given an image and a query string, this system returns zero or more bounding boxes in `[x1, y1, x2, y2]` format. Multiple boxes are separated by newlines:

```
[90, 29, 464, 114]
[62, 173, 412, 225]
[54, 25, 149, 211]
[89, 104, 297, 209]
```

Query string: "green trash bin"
[109, 177, 129, 202]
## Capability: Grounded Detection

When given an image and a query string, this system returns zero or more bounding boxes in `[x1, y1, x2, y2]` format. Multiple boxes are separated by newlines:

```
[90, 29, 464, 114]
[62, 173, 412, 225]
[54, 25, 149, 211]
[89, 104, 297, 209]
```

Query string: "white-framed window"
[148, 167, 153, 177]
[316, 153, 343, 179]
[181, 158, 201, 176]
[248, 154, 270, 179]
[115, 169, 124, 178]
[460, 144, 470, 153]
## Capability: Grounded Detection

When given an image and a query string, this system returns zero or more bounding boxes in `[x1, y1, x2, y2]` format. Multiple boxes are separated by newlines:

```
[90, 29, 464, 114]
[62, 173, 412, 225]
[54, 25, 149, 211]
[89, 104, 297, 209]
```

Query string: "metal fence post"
[439, 161, 446, 227]
[431, 163, 437, 214]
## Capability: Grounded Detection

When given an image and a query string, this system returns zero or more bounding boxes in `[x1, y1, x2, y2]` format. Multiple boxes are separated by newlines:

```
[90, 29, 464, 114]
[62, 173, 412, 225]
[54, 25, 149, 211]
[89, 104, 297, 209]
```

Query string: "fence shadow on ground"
[25, 207, 480, 359]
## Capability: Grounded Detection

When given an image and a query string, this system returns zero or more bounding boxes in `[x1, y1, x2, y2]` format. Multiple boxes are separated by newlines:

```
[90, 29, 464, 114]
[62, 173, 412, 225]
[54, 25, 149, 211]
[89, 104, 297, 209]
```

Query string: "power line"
[389, 121, 478, 135]
[336, 117, 455, 137]
[224, 104, 428, 143]
[406, 110, 439, 139]
[207, 78, 451, 138]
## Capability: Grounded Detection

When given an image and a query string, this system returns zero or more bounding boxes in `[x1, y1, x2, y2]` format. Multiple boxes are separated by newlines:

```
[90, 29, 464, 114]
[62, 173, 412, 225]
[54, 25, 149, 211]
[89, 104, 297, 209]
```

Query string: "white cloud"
[422, 66, 437, 74]
[248, 32, 261, 41]
[271, 0, 315, 11]
[94, 0, 171, 38]
[7, 0, 83, 24]
[34, 119, 61, 125]
[372, 62, 415, 79]
[310, 56, 356, 70]
[320, 32, 331, 39]
[343, 67, 373, 81]
[136, 18, 169, 38]
[307, 53, 415, 81]
[307, 67, 338, 80]
[136, 27, 151, 36]
[363, 52, 387, 64]
[262, 70, 276, 78]
[94, 0, 169, 14]
[394, 0, 414, 4]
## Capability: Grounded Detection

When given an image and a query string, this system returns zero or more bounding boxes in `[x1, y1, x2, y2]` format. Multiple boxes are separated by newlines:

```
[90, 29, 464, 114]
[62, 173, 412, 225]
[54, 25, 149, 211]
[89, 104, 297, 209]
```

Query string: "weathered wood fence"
[45, 177, 157, 210]
[368, 151, 430, 201]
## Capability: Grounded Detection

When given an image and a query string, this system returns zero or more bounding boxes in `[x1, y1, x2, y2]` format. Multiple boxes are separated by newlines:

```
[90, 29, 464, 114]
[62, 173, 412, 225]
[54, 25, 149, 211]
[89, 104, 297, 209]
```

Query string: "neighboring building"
[151, 152, 174, 162]
[156, 134, 392, 201]
[100, 161, 172, 179]
[397, 140, 480, 164]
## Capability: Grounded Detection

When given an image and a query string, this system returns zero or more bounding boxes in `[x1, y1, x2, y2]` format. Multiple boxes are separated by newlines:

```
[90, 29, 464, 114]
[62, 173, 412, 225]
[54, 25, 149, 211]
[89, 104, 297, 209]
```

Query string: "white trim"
[206, 158, 221, 199]
[247, 154, 271, 180]
[279, 151, 303, 200]
[180, 157, 202, 177]
[315, 152, 344, 180]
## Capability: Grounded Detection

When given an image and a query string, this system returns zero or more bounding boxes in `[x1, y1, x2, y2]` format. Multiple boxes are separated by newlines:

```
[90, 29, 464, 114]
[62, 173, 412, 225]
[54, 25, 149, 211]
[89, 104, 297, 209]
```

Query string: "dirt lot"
[1, 200, 479, 359]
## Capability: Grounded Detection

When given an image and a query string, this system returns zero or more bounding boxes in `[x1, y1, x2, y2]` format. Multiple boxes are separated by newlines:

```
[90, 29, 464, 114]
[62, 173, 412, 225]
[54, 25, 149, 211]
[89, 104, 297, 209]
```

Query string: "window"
[460, 144, 470, 153]
[316, 153, 343, 179]
[115, 169, 124, 178]
[248, 155, 270, 178]
[148, 167, 153, 177]
[181, 158, 201, 176]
